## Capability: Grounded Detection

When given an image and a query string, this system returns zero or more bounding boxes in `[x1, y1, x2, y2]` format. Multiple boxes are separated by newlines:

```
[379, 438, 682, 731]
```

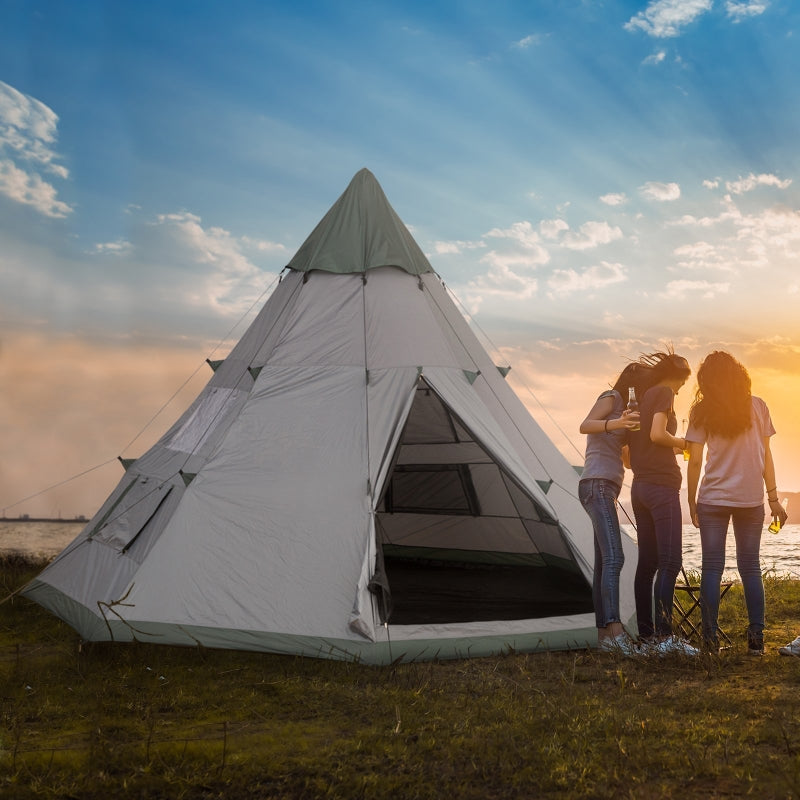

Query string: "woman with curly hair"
[686, 351, 787, 654]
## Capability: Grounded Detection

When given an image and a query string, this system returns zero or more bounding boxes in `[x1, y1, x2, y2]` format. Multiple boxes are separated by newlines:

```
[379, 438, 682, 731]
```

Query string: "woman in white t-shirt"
[686, 351, 787, 654]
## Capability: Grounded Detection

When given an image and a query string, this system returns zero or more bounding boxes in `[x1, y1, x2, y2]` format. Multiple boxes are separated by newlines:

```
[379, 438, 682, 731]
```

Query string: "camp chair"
[673, 566, 733, 646]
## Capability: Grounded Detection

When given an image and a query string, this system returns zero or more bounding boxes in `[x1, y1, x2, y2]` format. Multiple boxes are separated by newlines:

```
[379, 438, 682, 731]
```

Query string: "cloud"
[643, 50, 667, 65]
[703, 178, 720, 189]
[624, 0, 712, 38]
[483, 220, 551, 265]
[539, 218, 570, 239]
[92, 239, 133, 256]
[725, 172, 792, 195]
[145, 211, 278, 314]
[663, 278, 731, 298]
[562, 220, 623, 250]
[485, 220, 541, 249]
[512, 34, 543, 49]
[0, 159, 72, 218]
[599, 192, 628, 206]
[672, 240, 738, 273]
[0, 81, 71, 217]
[547, 261, 628, 296]
[640, 181, 681, 201]
[432, 239, 486, 255]
[726, 1, 769, 21]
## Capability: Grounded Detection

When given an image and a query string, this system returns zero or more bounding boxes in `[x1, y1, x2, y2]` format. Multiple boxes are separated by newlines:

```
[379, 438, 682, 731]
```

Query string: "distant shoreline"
[0, 517, 86, 523]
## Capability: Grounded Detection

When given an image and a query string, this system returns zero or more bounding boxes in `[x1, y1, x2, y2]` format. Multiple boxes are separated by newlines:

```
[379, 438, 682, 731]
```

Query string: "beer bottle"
[627, 387, 640, 431]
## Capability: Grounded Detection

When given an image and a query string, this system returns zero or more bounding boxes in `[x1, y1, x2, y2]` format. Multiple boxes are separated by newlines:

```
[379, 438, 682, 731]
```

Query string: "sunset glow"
[2, 1, 800, 517]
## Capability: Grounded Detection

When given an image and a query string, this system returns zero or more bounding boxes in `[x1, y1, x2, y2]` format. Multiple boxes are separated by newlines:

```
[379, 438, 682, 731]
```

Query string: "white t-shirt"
[686, 396, 775, 507]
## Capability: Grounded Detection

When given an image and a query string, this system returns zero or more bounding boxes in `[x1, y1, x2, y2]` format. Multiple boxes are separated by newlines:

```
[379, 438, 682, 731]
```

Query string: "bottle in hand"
[627, 387, 640, 431]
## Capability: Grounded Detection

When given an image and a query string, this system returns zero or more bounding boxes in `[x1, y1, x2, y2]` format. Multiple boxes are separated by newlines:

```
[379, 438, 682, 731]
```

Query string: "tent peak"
[286, 169, 434, 276]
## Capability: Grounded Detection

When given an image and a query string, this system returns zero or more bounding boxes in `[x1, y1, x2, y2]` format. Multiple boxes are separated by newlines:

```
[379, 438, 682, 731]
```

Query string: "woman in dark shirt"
[628, 351, 696, 655]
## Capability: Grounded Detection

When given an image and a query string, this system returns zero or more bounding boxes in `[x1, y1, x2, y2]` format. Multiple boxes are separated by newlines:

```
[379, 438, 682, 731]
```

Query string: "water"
[623, 523, 800, 580]
[3, 520, 800, 581]
[0, 520, 85, 558]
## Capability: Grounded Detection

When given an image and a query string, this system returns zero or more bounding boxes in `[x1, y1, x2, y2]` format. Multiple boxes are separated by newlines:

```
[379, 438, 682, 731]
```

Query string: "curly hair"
[689, 351, 752, 438]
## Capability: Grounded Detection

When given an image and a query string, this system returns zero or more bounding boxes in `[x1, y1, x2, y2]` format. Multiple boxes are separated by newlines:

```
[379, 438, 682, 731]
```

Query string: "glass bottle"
[626, 387, 640, 431]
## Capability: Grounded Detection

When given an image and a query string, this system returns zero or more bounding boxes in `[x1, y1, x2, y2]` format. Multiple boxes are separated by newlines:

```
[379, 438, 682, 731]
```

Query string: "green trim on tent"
[285, 169, 434, 276]
[463, 370, 480, 385]
[383, 544, 547, 568]
[248, 366, 262, 381]
[21, 579, 603, 665]
[536, 479, 553, 494]
[206, 358, 224, 372]
[572, 465, 584, 477]
[180, 471, 196, 487]
[118, 457, 136, 471]
[496, 365, 511, 378]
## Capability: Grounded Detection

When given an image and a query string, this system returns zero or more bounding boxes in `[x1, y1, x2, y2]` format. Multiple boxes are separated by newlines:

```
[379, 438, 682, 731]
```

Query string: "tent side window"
[383, 464, 479, 516]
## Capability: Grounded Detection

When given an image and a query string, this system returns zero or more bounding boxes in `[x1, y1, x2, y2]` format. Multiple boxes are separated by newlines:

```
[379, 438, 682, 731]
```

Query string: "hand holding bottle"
[768, 497, 789, 533]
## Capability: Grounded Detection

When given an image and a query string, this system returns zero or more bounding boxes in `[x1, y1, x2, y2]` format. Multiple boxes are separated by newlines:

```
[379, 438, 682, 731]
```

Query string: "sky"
[2, 0, 800, 518]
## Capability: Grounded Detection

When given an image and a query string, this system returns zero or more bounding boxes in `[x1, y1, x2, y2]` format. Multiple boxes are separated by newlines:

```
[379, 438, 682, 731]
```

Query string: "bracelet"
[768, 496, 779, 502]
[766, 486, 777, 494]
[604, 419, 610, 433]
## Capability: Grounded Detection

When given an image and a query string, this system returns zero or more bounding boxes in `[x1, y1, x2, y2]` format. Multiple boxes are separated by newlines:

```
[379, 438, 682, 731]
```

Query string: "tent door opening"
[373, 379, 593, 625]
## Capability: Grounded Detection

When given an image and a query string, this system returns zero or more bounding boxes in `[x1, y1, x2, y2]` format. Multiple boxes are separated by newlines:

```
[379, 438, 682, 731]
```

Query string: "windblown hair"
[689, 350, 752, 438]
[612, 349, 691, 398]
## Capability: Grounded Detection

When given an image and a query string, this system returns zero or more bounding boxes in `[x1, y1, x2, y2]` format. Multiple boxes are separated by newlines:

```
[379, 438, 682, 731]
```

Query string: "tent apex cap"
[286, 169, 434, 276]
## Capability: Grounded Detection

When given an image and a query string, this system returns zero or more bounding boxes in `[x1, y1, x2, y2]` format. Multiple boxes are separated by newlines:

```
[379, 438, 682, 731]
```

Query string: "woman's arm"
[686, 441, 704, 528]
[580, 395, 640, 434]
[650, 411, 687, 452]
[764, 437, 789, 526]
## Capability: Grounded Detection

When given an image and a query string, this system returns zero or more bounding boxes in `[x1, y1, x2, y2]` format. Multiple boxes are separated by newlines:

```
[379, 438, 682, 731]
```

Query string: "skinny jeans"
[631, 480, 683, 639]
[697, 503, 764, 644]
[579, 478, 624, 629]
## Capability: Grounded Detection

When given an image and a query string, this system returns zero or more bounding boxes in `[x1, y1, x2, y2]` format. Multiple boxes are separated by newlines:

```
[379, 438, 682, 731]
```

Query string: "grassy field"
[3, 553, 800, 799]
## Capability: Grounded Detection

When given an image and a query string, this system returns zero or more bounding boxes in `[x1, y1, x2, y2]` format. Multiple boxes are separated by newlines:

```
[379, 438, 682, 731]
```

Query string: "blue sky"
[3, 0, 800, 516]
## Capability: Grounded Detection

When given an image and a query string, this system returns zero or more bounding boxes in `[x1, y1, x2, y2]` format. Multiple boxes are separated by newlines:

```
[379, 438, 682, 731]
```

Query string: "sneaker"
[747, 631, 764, 656]
[598, 633, 639, 656]
[779, 636, 800, 657]
[648, 635, 699, 657]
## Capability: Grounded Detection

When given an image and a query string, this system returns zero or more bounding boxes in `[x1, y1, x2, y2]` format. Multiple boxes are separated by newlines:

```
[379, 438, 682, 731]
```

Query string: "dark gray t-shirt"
[629, 384, 681, 489]
[581, 389, 626, 488]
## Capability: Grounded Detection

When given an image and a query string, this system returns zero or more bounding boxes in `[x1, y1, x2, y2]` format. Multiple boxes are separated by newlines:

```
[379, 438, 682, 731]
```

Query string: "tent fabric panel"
[118, 366, 372, 639]
[363, 367, 419, 500]
[364, 268, 470, 368]
[421, 368, 558, 522]
[266, 271, 366, 366]
[377, 513, 547, 554]
[395, 442, 492, 465]
[24, 539, 140, 612]
[214, 270, 305, 372]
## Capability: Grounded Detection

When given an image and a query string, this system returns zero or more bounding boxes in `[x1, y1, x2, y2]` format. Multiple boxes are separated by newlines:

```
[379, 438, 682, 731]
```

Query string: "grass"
[3, 554, 800, 799]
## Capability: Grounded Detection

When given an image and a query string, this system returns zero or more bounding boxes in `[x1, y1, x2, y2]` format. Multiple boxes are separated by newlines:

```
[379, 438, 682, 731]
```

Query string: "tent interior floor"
[383, 557, 594, 625]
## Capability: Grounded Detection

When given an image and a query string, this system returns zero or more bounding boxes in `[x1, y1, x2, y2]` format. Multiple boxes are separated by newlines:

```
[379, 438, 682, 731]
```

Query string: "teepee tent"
[23, 169, 637, 664]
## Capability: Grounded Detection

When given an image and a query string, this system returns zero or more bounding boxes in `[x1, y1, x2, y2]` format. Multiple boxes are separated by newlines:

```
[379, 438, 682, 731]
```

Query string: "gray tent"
[23, 169, 637, 663]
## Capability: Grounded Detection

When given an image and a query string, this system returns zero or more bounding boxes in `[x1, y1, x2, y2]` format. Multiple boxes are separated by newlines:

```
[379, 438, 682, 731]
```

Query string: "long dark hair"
[612, 350, 691, 398]
[689, 350, 752, 438]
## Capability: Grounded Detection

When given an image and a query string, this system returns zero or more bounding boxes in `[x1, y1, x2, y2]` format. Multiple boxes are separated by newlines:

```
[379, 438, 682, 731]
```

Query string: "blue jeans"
[579, 478, 624, 629]
[632, 480, 683, 638]
[697, 503, 765, 644]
